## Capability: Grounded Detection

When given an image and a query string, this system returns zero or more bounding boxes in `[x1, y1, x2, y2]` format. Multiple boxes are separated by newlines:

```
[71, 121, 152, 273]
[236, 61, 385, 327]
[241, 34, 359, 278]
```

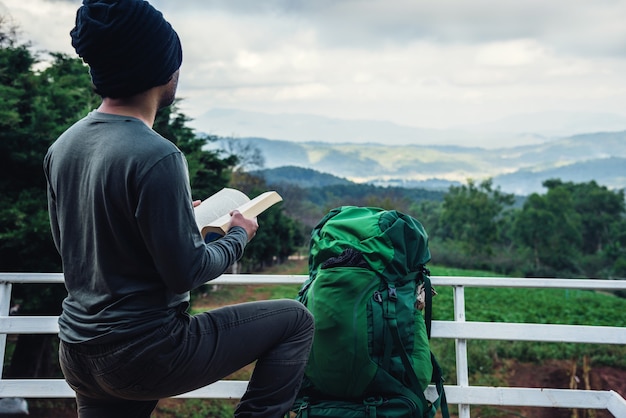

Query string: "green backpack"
[292, 206, 448, 418]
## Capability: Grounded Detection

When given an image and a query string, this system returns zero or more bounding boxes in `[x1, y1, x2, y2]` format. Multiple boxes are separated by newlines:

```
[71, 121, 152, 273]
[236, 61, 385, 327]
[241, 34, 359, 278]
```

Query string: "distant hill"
[494, 157, 626, 195]
[225, 131, 626, 195]
[253, 166, 352, 188]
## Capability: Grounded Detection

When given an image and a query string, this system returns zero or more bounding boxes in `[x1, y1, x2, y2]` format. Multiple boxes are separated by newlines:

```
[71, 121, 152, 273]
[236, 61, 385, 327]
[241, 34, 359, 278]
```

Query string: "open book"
[194, 188, 283, 238]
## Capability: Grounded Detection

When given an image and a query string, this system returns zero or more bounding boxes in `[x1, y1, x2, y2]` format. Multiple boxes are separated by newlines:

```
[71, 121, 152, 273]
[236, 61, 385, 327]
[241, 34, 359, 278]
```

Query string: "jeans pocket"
[93, 333, 175, 399]
[96, 356, 155, 398]
[59, 345, 86, 393]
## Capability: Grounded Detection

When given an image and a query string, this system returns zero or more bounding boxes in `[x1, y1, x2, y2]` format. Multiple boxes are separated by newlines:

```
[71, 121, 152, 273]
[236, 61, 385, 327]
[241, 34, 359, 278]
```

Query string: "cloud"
[2, 0, 626, 138]
[153, 0, 626, 56]
[0, 0, 76, 54]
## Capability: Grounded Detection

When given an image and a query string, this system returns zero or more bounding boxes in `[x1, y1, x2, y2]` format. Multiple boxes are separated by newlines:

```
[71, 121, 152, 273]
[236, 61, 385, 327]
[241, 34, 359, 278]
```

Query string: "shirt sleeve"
[135, 152, 247, 293]
[43, 151, 61, 253]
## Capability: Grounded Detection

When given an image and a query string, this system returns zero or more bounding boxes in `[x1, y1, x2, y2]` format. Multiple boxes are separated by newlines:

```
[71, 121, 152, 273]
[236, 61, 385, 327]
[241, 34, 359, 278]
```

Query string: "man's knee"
[284, 299, 315, 332]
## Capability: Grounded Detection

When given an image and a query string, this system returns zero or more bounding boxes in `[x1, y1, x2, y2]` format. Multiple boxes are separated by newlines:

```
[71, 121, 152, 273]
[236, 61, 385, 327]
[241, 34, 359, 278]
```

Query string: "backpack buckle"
[388, 285, 397, 301]
[373, 291, 383, 303]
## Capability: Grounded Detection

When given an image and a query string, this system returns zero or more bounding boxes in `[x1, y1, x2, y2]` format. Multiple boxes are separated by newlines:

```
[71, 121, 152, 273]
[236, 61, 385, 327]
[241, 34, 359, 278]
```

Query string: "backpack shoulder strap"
[382, 282, 430, 405]
[383, 273, 449, 418]
[422, 267, 433, 339]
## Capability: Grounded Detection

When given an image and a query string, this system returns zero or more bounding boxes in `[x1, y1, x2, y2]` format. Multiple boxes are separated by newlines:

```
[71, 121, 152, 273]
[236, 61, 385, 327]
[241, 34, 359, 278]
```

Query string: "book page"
[194, 188, 250, 234]
[200, 190, 283, 237]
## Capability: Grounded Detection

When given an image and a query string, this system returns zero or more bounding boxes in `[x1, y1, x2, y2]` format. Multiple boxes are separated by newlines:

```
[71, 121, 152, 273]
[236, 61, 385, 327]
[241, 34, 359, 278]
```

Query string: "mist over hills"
[193, 108, 548, 149]
[218, 131, 626, 196]
[194, 108, 626, 195]
[192, 108, 626, 149]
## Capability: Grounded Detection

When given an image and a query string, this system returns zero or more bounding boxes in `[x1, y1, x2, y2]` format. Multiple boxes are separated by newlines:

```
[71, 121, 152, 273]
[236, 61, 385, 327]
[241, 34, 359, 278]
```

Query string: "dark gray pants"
[59, 299, 314, 418]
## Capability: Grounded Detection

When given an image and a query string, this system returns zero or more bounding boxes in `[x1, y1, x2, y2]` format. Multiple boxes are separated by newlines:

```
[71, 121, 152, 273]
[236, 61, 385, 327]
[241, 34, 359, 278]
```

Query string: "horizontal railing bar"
[0, 379, 621, 411]
[431, 321, 626, 344]
[1, 273, 625, 290]
[0, 273, 65, 284]
[444, 386, 617, 409]
[434, 276, 626, 290]
[0, 379, 75, 398]
[0, 316, 59, 334]
[2, 317, 624, 345]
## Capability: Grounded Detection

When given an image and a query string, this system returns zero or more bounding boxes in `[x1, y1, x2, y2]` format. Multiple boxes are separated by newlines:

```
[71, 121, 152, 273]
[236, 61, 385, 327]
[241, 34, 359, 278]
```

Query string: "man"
[43, 1, 314, 417]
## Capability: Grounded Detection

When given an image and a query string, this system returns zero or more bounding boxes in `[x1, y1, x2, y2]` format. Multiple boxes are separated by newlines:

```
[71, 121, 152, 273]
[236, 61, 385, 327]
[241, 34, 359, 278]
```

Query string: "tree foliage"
[416, 177, 626, 279]
[514, 186, 582, 273]
[0, 33, 99, 273]
[440, 179, 514, 255]
[514, 179, 626, 277]
[0, 24, 103, 378]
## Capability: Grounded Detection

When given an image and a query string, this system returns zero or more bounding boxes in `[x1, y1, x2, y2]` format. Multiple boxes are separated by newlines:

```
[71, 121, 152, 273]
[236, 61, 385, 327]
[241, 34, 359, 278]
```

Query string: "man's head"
[71, 0, 182, 99]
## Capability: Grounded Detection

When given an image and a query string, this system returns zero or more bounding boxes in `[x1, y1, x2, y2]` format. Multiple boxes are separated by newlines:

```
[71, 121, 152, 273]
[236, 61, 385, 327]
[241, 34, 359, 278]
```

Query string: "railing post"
[453, 285, 470, 418]
[0, 281, 12, 378]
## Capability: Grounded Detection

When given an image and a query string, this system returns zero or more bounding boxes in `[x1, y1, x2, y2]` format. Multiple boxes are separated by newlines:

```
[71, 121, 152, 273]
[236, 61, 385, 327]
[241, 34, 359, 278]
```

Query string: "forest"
[268, 174, 626, 284]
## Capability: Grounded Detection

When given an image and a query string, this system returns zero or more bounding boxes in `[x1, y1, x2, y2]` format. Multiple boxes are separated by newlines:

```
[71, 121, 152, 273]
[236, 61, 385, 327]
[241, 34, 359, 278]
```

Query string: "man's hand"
[228, 210, 259, 241]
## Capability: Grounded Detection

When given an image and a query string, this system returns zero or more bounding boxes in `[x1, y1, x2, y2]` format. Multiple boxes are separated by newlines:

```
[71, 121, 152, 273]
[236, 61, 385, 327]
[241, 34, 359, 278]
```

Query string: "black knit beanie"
[70, 0, 183, 98]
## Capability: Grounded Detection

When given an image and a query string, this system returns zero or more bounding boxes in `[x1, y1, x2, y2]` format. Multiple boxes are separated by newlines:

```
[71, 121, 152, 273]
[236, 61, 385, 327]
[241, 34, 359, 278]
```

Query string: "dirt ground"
[478, 359, 626, 418]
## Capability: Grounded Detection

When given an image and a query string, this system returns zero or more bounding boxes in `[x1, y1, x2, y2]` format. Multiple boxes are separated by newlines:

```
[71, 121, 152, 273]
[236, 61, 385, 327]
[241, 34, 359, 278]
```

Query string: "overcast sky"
[2, 0, 626, 138]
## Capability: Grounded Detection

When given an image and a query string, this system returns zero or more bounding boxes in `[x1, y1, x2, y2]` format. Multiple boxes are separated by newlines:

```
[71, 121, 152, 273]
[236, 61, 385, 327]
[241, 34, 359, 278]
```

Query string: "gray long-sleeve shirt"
[44, 111, 247, 344]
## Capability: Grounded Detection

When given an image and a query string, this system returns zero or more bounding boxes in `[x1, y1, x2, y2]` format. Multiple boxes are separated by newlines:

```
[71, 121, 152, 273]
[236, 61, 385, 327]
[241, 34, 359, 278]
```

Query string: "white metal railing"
[1, 273, 625, 417]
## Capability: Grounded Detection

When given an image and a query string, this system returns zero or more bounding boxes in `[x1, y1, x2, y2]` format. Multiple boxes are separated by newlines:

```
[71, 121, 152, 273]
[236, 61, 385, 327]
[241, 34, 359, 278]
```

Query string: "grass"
[432, 265, 626, 377]
[428, 265, 626, 385]
[154, 399, 235, 418]
[428, 265, 503, 277]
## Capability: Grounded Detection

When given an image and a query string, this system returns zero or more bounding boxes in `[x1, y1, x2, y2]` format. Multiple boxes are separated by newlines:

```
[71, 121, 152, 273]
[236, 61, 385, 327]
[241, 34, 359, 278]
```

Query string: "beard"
[158, 70, 180, 109]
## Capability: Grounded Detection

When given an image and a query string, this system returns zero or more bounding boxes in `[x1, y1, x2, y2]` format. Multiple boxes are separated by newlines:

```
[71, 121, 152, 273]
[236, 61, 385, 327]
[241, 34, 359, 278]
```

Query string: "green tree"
[0, 23, 100, 378]
[440, 179, 514, 255]
[514, 183, 583, 274]
[518, 179, 626, 277]
[409, 200, 443, 240]
[0, 44, 98, 272]
[543, 179, 625, 254]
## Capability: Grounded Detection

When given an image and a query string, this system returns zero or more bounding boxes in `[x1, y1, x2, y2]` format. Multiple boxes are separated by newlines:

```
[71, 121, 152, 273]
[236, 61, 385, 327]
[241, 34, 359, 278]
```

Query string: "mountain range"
[216, 131, 626, 196]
